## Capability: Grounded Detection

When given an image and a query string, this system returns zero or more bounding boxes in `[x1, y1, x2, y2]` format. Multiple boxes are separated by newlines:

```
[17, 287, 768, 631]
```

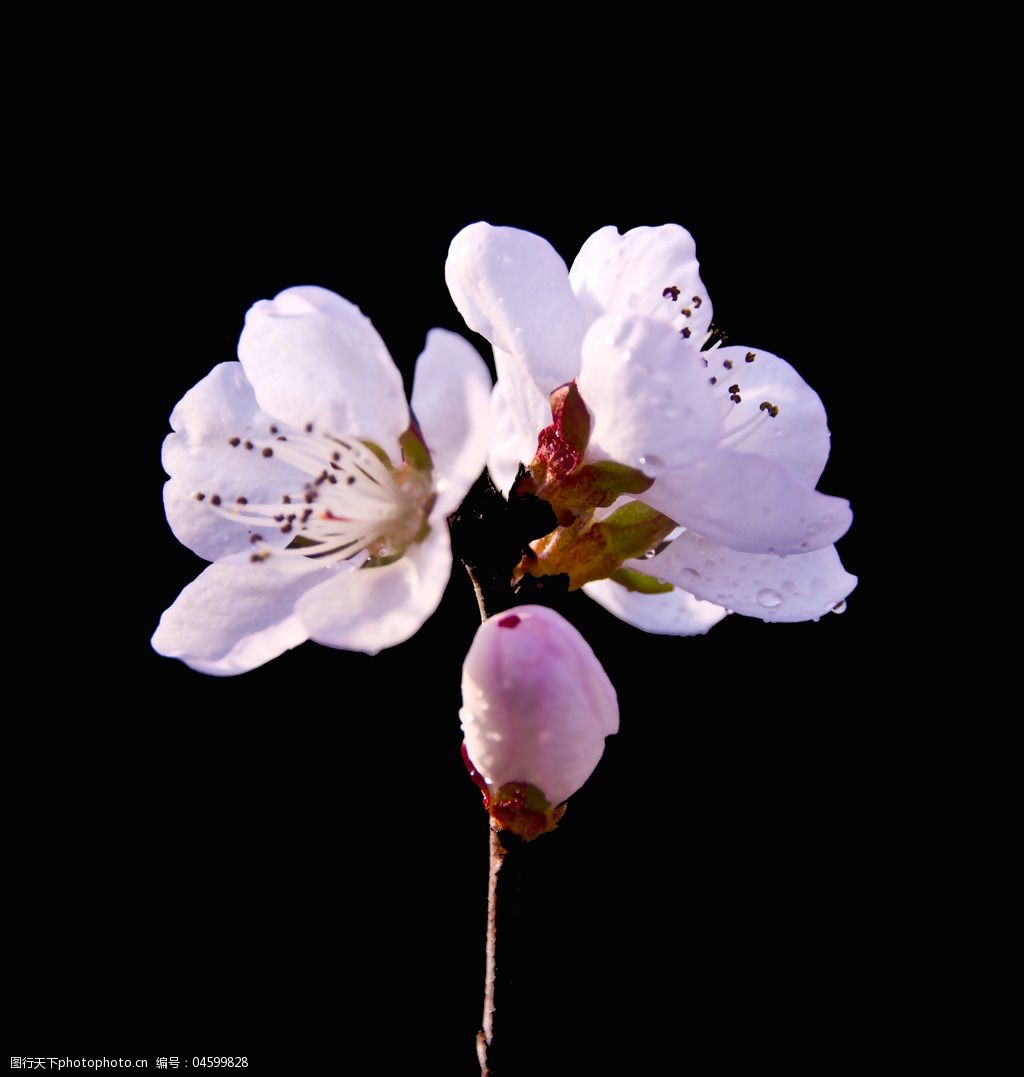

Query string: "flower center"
[194, 421, 434, 567]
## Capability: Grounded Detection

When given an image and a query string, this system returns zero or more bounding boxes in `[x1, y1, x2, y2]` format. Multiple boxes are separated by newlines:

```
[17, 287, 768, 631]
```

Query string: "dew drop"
[831, 600, 847, 615]
[756, 589, 783, 608]
[637, 453, 665, 474]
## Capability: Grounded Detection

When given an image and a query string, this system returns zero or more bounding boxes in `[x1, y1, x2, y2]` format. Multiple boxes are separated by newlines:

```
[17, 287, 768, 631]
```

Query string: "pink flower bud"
[460, 606, 619, 838]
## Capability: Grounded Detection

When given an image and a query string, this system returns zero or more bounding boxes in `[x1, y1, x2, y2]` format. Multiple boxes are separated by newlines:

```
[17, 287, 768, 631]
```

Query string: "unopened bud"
[460, 606, 619, 839]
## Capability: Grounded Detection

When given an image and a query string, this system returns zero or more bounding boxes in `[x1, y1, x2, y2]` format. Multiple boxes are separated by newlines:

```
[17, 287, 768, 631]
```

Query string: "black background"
[16, 112, 905, 1071]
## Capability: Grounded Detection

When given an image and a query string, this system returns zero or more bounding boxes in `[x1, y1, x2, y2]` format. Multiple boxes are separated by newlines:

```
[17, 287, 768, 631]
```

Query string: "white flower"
[446, 222, 856, 633]
[152, 286, 491, 675]
[460, 606, 618, 838]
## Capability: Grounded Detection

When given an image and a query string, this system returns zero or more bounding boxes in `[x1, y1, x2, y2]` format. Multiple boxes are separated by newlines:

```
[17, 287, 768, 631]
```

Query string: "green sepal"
[541, 460, 654, 523]
[360, 439, 394, 470]
[517, 501, 677, 591]
[609, 567, 674, 595]
[363, 552, 403, 568]
[399, 422, 433, 474]
[489, 780, 566, 841]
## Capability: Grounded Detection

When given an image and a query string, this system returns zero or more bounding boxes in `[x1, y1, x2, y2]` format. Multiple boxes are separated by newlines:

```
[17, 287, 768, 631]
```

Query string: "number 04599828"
[192, 1060, 248, 1068]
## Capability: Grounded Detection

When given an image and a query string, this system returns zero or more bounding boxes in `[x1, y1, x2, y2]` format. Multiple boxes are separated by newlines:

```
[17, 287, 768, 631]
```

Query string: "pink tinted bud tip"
[459, 605, 619, 839]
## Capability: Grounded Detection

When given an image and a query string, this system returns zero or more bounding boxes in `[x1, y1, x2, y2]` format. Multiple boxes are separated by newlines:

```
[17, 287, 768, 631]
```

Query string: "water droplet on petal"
[756, 589, 783, 608]
[637, 454, 665, 475]
[831, 600, 847, 614]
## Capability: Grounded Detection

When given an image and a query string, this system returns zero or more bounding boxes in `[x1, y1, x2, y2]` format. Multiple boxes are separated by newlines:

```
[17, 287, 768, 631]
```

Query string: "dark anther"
[262, 447, 273, 458]
[228, 437, 241, 447]
[680, 327, 691, 338]
[745, 352, 756, 363]
[236, 497, 248, 505]
[244, 441, 254, 450]
[692, 296, 702, 307]
[729, 384, 740, 393]
[250, 533, 263, 544]
[305, 422, 314, 433]
[281, 523, 293, 534]
[663, 286, 680, 301]
[730, 394, 742, 403]
[347, 476, 356, 485]
[211, 495, 222, 506]
[274, 514, 285, 522]
[709, 377, 717, 385]
[301, 508, 313, 522]
[282, 495, 292, 504]
[194, 492, 206, 501]
[269, 425, 278, 434]
[681, 306, 692, 317]
[723, 359, 733, 369]
[759, 401, 779, 417]
[276, 435, 287, 442]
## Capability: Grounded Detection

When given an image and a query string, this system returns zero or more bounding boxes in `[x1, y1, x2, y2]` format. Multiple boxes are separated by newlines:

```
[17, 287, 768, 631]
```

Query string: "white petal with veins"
[296, 525, 453, 655]
[446, 222, 587, 393]
[411, 329, 492, 516]
[647, 531, 857, 622]
[151, 553, 342, 676]
[238, 285, 409, 457]
[710, 345, 831, 486]
[162, 362, 306, 561]
[583, 578, 727, 635]
[570, 224, 714, 342]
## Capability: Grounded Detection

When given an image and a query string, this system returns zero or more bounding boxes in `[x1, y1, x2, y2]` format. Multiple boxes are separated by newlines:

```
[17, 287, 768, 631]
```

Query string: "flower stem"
[477, 823, 505, 1076]
[464, 562, 489, 622]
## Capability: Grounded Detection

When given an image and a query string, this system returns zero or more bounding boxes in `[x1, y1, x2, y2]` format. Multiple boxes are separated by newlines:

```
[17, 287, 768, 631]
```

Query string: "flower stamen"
[197, 419, 433, 567]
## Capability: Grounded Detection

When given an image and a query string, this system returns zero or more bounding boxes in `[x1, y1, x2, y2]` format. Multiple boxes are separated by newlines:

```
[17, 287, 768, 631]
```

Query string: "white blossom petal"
[445, 223, 587, 393]
[151, 554, 339, 676]
[569, 224, 714, 341]
[649, 531, 857, 622]
[237, 285, 408, 455]
[583, 578, 727, 635]
[295, 525, 452, 655]
[461, 606, 618, 807]
[487, 349, 550, 494]
[578, 314, 723, 471]
[644, 448, 852, 554]
[711, 345, 831, 486]
[162, 362, 309, 561]
[410, 329, 492, 516]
